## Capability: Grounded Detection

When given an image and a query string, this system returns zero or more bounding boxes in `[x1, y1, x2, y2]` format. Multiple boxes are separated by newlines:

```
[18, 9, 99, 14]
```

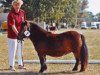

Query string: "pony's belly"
[46, 50, 71, 57]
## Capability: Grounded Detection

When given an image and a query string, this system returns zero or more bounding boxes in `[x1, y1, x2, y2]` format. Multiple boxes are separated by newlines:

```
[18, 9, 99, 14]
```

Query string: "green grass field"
[0, 29, 100, 75]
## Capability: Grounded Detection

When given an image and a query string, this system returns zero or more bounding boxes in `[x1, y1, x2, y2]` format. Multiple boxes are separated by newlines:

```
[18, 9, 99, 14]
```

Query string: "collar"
[12, 9, 21, 15]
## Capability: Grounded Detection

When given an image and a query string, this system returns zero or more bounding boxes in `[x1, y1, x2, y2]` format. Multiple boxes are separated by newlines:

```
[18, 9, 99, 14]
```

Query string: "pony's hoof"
[72, 68, 78, 71]
[44, 66, 47, 70]
[39, 69, 44, 73]
[80, 69, 85, 72]
[39, 71, 43, 73]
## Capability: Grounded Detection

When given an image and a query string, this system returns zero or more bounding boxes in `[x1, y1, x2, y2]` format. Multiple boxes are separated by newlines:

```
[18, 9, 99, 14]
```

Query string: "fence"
[16, 60, 100, 64]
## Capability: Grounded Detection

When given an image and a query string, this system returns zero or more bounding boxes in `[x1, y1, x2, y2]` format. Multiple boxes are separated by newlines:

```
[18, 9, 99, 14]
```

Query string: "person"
[7, 0, 26, 71]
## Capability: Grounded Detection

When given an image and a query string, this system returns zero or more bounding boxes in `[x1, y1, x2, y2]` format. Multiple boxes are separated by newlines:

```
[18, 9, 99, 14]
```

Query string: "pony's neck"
[32, 23, 47, 34]
[29, 23, 48, 40]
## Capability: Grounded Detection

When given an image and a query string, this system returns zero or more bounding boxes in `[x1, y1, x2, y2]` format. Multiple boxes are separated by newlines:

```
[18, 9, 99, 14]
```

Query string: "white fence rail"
[16, 60, 100, 64]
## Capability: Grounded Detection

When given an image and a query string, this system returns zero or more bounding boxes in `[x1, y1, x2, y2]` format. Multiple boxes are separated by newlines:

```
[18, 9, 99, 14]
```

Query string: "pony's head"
[18, 21, 30, 40]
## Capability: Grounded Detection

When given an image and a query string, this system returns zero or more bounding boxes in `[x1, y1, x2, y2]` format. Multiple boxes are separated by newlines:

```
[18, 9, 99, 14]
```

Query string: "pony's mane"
[30, 22, 48, 34]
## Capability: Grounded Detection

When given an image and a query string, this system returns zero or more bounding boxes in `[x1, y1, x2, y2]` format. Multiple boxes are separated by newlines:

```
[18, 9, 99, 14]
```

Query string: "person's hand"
[17, 35, 22, 40]
[17, 33, 23, 40]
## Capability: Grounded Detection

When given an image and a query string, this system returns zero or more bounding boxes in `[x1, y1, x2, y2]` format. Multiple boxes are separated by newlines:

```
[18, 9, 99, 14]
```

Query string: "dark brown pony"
[19, 21, 88, 73]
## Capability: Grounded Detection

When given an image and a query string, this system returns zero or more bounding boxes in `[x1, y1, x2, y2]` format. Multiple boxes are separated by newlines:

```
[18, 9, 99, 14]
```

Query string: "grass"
[0, 29, 100, 75]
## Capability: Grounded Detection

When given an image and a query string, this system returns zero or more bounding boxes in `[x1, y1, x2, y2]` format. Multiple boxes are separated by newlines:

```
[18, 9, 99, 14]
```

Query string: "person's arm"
[8, 13, 18, 36]
[12, 25, 19, 36]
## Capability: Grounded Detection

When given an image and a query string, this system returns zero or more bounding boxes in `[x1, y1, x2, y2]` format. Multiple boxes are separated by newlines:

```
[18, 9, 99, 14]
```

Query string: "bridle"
[17, 21, 31, 67]
[18, 21, 31, 41]
[23, 25, 30, 37]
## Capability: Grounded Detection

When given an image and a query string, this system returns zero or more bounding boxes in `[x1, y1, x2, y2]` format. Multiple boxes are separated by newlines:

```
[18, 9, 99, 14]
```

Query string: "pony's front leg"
[38, 55, 47, 73]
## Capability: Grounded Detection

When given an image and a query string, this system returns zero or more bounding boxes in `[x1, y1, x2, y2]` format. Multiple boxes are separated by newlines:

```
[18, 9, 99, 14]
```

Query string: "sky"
[86, 0, 100, 15]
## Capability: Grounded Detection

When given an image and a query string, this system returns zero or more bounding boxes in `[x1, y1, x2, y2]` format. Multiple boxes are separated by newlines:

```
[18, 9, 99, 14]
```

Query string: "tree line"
[0, 0, 92, 27]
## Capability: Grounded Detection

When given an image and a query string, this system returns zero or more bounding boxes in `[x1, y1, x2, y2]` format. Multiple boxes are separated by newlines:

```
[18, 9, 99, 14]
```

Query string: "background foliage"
[0, 0, 90, 27]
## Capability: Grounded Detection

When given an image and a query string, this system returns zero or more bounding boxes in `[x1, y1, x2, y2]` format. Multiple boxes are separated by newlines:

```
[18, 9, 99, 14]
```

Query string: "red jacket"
[7, 9, 26, 39]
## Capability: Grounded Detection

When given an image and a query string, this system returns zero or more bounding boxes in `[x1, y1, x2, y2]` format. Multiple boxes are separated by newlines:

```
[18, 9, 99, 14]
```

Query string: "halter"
[18, 21, 31, 41]
[24, 21, 31, 37]
[24, 30, 30, 37]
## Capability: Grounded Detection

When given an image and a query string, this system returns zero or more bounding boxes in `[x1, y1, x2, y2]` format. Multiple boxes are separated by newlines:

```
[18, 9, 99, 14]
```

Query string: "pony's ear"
[22, 21, 27, 26]
[24, 20, 27, 24]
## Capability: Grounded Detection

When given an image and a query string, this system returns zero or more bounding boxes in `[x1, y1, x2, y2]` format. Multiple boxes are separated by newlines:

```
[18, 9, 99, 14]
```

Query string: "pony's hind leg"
[38, 55, 47, 73]
[72, 53, 80, 71]
[80, 49, 88, 72]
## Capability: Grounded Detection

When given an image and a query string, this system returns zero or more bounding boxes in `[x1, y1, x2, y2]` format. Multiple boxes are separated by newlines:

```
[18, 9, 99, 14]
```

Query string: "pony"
[18, 21, 88, 73]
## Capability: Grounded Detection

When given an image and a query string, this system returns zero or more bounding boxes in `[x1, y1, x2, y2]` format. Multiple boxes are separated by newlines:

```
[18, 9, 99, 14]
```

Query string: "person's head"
[12, 0, 23, 11]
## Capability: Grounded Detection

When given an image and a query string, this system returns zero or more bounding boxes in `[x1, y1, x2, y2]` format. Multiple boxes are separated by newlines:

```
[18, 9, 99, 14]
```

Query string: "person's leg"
[17, 40, 26, 69]
[8, 38, 17, 71]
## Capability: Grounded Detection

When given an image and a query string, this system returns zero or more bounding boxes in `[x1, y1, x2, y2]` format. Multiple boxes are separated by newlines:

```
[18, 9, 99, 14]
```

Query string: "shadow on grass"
[44, 71, 79, 75]
[0, 70, 80, 75]
[0, 71, 38, 75]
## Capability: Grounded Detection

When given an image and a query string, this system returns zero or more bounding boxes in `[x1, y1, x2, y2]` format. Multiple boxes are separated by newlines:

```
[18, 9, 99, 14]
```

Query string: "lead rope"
[17, 40, 24, 67]
[21, 40, 24, 67]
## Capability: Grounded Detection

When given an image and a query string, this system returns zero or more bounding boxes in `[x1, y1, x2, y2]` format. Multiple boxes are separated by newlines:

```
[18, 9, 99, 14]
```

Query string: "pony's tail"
[80, 34, 88, 71]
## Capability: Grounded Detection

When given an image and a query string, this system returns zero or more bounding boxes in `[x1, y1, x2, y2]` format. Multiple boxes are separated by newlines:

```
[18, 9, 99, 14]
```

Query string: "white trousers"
[8, 38, 24, 67]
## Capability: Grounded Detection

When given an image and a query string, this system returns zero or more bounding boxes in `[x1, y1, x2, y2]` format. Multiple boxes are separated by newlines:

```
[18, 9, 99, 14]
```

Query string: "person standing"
[7, 0, 26, 71]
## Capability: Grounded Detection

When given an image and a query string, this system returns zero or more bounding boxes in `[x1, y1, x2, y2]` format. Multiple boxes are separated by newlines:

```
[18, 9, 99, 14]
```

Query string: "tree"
[77, 0, 88, 25]
[96, 13, 100, 21]
[22, 0, 63, 20]
[85, 12, 94, 22]
[64, 0, 78, 27]
[0, 0, 13, 13]
[1, 0, 13, 7]
[22, 0, 80, 27]
[1, 0, 80, 27]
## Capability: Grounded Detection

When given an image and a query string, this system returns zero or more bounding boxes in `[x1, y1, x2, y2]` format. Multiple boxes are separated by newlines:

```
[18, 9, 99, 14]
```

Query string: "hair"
[12, 0, 23, 5]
